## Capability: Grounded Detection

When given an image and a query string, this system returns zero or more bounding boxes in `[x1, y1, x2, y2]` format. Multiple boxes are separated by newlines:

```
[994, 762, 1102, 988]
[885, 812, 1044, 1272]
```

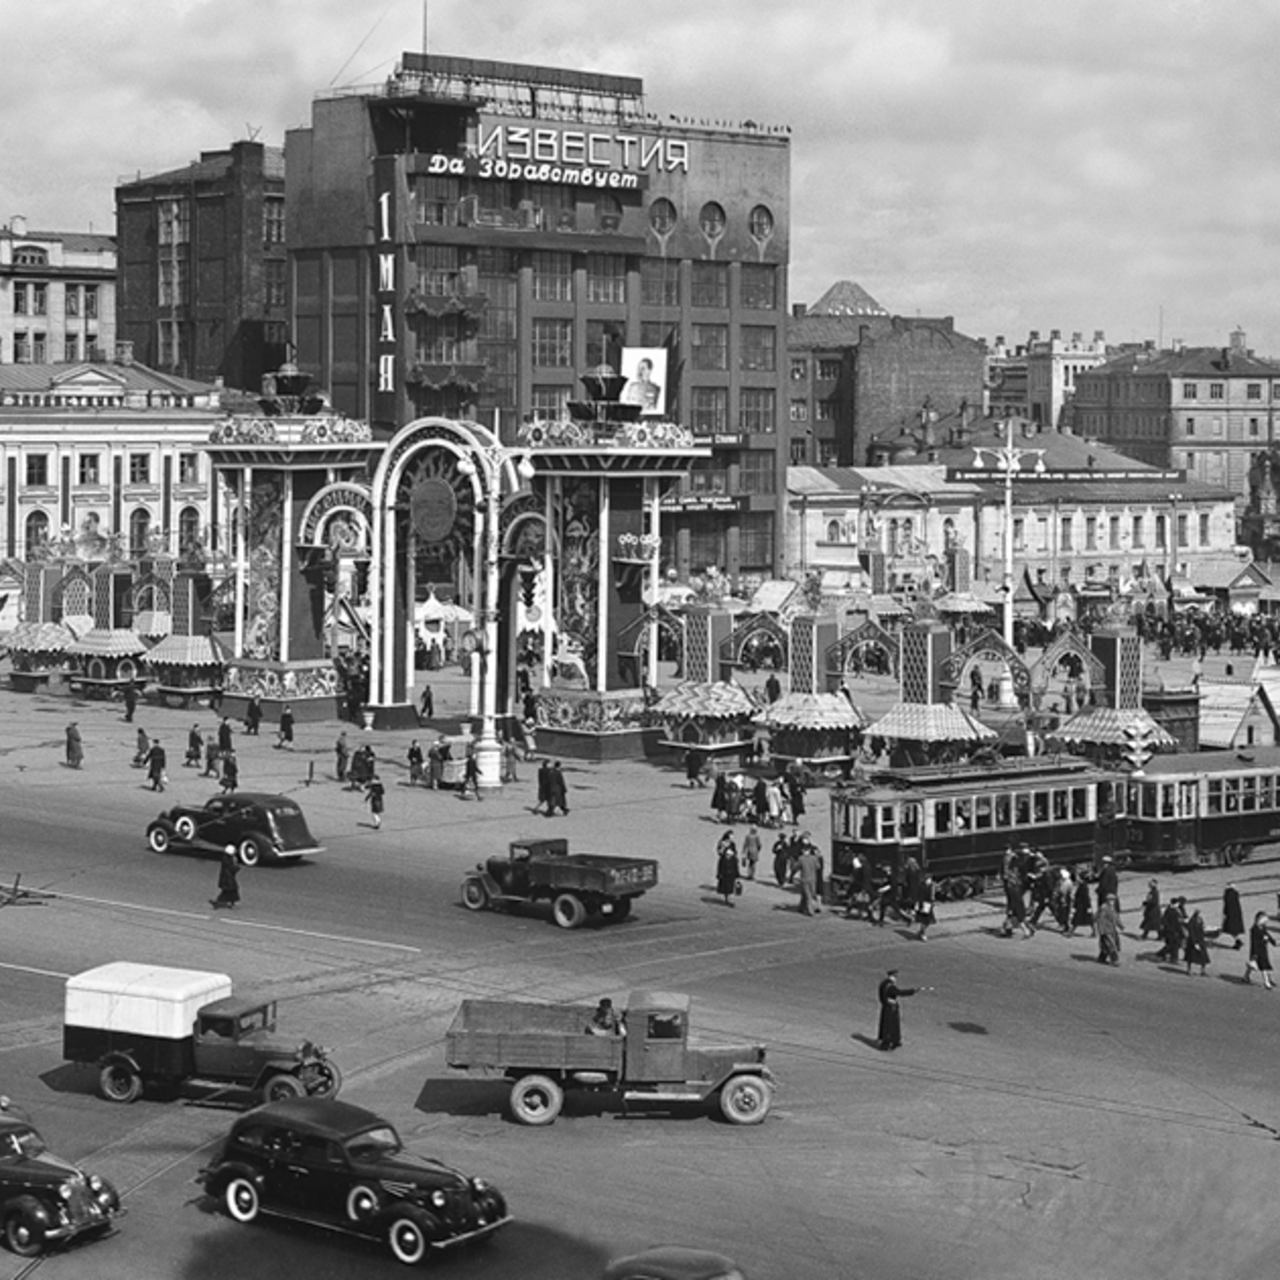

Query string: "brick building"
[285, 51, 791, 583]
[788, 282, 986, 468]
[0, 217, 116, 367]
[115, 141, 288, 391]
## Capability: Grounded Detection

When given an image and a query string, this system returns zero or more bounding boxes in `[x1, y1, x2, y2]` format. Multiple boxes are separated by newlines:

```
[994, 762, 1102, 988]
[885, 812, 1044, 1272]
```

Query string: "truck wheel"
[461, 879, 489, 912]
[552, 892, 587, 930]
[264, 1074, 305, 1102]
[238, 837, 263, 867]
[224, 1176, 261, 1224]
[309, 1060, 343, 1099]
[175, 815, 198, 841]
[509, 1074, 564, 1125]
[99, 1062, 143, 1104]
[3, 1202, 45, 1258]
[387, 1208, 432, 1265]
[146, 822, 173, 854]
[611, 897, 633, 922]
[719, 1075, 772, 1125]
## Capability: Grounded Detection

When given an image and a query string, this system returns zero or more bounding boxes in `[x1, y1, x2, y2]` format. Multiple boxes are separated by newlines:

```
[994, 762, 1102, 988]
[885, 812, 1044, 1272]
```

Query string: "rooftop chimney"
[1230, 327, 1248, 353]
[792, 303, 807, 318]
[114, 340, 134, 367]
[9, 214, 26, 237]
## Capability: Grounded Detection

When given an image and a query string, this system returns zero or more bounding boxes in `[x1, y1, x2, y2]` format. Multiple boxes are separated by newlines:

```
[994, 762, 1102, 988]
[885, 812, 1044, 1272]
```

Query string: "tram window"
[880, 805, 897, 840]
[1052, 790, 1068, 821]
[1262, 776, 1276, 810]
[975, 796, 993, 830]
[1207, 779, 1223, 816]
[1178, 781, 1196, 818]
[1224, 778, 1240, 812]
[1032, 792, 1049, 824]
[956, 800, 972, 830]
[901, 804, 920, 839]
[1160, 784, 1174, 818]
[1071, 787, 1088, 819]
[1015, 794, 1031, 826]
[995, 795, 1011, 828]
[1141, 784, 1158, 818]
[1242, 777, 1257, 812]
[859, 806, 877, 839]
[935, 801, 952, 834]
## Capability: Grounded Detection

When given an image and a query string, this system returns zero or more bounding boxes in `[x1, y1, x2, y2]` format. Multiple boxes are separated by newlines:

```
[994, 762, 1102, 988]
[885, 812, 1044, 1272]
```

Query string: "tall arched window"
[24, 510, 50, 555]
[129, 508, 151, 558]
[826, 519, 843, 543]
[179, 505, 201, 561]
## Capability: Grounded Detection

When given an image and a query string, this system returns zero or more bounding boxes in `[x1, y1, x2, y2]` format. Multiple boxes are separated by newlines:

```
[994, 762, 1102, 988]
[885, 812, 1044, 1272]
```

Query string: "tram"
[828, 746, 1280, 903]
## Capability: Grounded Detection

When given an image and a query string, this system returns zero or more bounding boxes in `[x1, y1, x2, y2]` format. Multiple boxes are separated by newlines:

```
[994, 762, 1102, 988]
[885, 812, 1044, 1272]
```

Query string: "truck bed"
[528, 856, 658, 894]
[446, 999, 625, 1074]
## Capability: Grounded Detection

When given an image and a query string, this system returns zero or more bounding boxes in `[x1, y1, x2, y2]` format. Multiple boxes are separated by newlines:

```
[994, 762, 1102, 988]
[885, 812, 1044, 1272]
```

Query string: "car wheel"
[309, 1060, 343, 1099]
[224, 1176, 261, 1224]
[611, 896, 632, 922]
[719, 1074, 772, 1125]
[263, 1074, 305, 1102]
[238, 838, 263, 868]
[99, 1062, 143, 1104]
[146, 823, 173, 854]
[551, 892, 587, 930]
[347, 1183, 380, 1223]
[175, 815, 198, 841]
[509, 1074, 564, 1126]
[387, 1209, 432, 1265]
[3, 1204, 45, 1258]
[461, 879, 489, 911]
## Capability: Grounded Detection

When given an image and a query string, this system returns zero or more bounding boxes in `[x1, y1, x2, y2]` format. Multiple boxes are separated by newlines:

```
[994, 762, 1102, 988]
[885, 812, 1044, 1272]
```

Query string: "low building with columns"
[787, 416, 1243, 610]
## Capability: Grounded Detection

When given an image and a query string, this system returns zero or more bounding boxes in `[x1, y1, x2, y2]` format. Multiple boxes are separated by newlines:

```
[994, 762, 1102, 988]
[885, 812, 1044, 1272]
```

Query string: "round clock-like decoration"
[410, 476, 458, 543]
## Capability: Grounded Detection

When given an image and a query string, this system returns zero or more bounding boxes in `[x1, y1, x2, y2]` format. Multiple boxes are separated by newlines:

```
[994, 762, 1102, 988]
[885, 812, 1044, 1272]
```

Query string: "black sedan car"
[146, 792, 322, 866]
[0, 1102, 122, 1257]
[200, 1098, 510, 1265]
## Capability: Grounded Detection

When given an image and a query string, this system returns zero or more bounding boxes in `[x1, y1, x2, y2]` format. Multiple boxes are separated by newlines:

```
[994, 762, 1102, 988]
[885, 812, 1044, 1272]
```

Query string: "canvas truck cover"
[65, 963, 233, 1040]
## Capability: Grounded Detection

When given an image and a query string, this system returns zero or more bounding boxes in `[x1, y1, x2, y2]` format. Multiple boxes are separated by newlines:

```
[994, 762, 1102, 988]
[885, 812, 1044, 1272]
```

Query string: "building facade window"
[530, 385, 569, 421]
[1248, 383, 1263, 400]
[585, 253, 626, 304]
[13, 284, 27, 315]
[1199, 513, 1210, 545]
[740, 263, 777, 309]
[263, 198, 286, 244]
[1209, 382, 1224, 400]
[1085, 516, 1097, 550]
[25, 455, 49, 487]
[84, 286, 98, 320]
[13, 246, 47, 266]
[79, 454, 100, 486]
[739, 388, 776, 433]
[129, 454, 152, 485]
[24, 510, 49, 552]
[687, 512, 726, 571]
[179, 505, 202, 558]
[790, 399, 808, 421]
[817, 358, 841, 381]
[792, 438, 811, 464]
[748, 205, 775, 240]
[531, 318, 572, 367]
[64, 334, 79, 363]
[740, 326, 776, 372]
[640, 259, 679, 307]
[1176, 513, 1189, 548]
[1250, 418, 1261, 437]
[178, 453, 200, 484]
[32, 334, 46, 363]
[689, 387, 728, 435]
[158, 199, 190, 246]
[815, 400, 835, 421]
[738, 449, 775, 493]
[1013, 517, 1026, 552]
[31, 284, 47, 316]
[790, 357, 807, 382]
[531, 251, 573, 302]
[13, 332, 30, 362]
[1061, 516, 1073, 551]
[1155, 514, 1166, 547]
[739, 512, 774, 566]
[691, 263, 728, 309]
[691, 324, 728, 371]
[265, 259, 287, 308]
[1109, 515, 1120, 550]
[649, 198, 677, 235]
[1132, 515, 1144, 548]
[698, 202, 726, 238]
[129, 508, 151, 557]
[1182, 383, 1197, 400]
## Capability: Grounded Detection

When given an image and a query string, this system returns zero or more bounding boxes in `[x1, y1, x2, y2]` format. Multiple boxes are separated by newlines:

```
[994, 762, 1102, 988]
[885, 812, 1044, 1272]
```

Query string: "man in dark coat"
[1095, 855, 1120, 911]
[245, 695, 262, 736]
[547, 761, 569, 815]
[277, 704, 295, 750]
[211, 847, 240, 909]
[876, 969, 924, 1050]
[185, 723, 203, 767]
[145, 739, 167, 792]
[123, 680, 138, 723]
[536, 759, 552, 814]
[217, 716, 234, 756]
[795, 840, 822, 916]
[1222, 882, 1245, 949]
[65, 722, 83, 769]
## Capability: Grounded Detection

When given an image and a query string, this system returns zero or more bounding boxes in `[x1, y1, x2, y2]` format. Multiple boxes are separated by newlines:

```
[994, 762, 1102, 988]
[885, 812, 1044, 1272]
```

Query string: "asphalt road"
[4, 684, 1280, 1280]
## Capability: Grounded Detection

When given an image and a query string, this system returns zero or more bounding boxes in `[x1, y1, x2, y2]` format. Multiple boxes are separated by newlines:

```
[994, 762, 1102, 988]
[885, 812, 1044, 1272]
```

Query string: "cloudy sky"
[5, 0, 1278, 352]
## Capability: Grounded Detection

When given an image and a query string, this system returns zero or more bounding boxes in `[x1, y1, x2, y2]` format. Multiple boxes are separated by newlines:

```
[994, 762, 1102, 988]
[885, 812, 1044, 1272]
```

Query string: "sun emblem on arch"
[402, 448, 477, 566]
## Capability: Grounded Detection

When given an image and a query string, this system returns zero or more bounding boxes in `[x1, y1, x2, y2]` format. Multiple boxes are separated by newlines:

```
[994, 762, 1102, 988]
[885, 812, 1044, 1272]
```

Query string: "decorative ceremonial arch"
[129, 571, 173, 615]
[940, 628, 1031, 702]
[1029, 628, 1105, 701]
[50, 564, 95, 620]
[297, 481, 374, 554]
[616, 603, 687, 676]
[826, 619, 900, 680]
[718, 613, 789, 673]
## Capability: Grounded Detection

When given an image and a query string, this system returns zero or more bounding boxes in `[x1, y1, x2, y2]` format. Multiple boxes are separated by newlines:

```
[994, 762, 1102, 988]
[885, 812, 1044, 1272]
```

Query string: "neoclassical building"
[0, 355, 226, 563]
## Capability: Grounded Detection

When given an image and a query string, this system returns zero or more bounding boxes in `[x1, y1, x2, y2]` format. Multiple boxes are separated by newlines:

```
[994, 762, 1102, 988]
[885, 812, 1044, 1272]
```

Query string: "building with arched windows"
[0, 354, 226, 563]
[285, 51, 791, 585]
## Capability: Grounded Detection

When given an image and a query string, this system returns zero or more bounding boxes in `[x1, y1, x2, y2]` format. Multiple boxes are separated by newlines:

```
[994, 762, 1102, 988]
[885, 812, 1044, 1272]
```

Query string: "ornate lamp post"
[972, 418, 1045, 706]
[457, 443, 535, 789]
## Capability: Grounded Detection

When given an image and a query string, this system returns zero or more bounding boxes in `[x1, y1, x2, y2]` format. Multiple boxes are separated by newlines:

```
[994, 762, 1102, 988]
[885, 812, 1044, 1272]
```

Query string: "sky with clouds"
[4, 0, 1278, 353]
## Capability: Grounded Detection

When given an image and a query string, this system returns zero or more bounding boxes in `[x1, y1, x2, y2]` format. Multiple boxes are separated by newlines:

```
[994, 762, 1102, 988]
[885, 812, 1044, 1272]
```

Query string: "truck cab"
[623, 992, 767, 1089]
[483, 838, 558, 897]
[194, 998, 283, 1082]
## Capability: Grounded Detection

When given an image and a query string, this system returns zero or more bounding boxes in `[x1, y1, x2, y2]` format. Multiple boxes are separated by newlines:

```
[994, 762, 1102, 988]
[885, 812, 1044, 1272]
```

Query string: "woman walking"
[1140, 879, 1162, 940]
[1222, 883, 1245, 950]
[211, 847, 240, 910]
[65, 721, 83, 769]
[915, 875, 937, 942]
[365, 774, 386, 830]
[716, 835, 741, 908]
[1096, 894, 1122, 965]
[1246, 911, 1276, 989]
[1184, 908, 1211, 977]
[1070, 874, 1094, 937]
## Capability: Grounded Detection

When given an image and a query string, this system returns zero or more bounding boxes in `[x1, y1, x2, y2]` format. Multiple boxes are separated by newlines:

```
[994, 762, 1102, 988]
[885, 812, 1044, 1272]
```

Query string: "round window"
[699, 202, 726, 238]
[749, 204, 774, 240]
[649, 198, 677, 235]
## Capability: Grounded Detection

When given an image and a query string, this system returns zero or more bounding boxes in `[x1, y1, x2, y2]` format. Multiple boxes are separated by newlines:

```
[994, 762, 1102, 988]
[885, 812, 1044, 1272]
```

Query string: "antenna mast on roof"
[423, 0, 429, 52]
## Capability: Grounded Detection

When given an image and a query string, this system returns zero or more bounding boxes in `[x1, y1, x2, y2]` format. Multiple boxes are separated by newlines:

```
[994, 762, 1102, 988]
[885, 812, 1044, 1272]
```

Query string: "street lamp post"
[972, 418, 1045, 707]
[457, 443, 535, 789]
